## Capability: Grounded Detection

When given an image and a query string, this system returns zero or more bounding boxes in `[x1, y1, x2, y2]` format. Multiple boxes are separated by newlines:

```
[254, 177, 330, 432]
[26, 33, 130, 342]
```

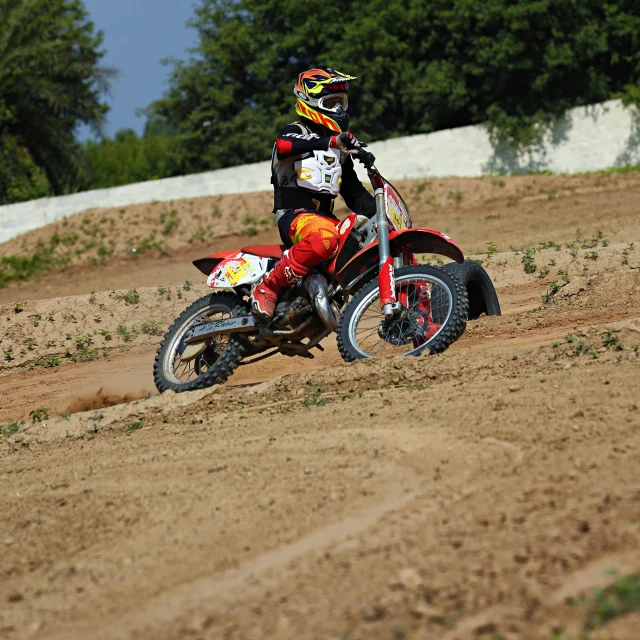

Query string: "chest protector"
[294, 148, 342, 196]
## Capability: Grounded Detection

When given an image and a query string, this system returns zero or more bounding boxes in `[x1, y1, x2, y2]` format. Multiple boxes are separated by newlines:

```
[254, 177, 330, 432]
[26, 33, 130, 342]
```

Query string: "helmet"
[294, 66, 357, 133]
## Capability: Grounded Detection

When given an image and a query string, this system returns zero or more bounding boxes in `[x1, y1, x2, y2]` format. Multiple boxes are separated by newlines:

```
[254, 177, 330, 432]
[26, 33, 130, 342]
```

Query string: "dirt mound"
[0, 284, 206, 373]
[65, 387, 148, 414]
[2, 169, 640, 304]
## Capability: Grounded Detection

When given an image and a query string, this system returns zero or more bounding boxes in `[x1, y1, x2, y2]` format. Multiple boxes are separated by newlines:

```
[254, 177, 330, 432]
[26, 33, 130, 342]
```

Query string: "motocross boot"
[251, 250, 310, 321]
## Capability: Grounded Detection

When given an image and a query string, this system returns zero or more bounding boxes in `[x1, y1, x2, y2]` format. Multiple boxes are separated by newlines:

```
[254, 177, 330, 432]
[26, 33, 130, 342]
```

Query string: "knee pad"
[291, 227, 339, 266]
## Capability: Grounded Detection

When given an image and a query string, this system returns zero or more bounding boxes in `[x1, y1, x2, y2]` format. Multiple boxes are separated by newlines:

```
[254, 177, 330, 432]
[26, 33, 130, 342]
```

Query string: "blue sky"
[78, 0, 198, 140]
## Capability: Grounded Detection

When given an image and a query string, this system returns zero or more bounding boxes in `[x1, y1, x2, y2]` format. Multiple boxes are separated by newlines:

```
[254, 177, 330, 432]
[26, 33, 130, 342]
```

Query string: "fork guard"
[336, 228, 465, 291]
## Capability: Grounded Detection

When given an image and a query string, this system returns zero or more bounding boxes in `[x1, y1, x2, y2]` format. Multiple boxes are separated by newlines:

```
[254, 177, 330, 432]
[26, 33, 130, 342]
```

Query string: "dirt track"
[1, 173, 640, 640]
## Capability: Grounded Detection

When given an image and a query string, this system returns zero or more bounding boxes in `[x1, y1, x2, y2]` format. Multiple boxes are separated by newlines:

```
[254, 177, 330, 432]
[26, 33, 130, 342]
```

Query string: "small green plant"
[537, 265, 550, 279]
[32, 314, 41, 327]
[114, 289, 140, 305]
[568, 241, 579, 258]
[13, 303, 23, 314]
[447, 188, 463, 204]
[99, 329, 112, 341]
[32, 356, 61, 369]
[45, 340, 56, 348]
[579, 574, 640, 634]
[243, 214, 258, 226]
[183, 280, 192, 291]
[3, 346, 14, 362]
[521, 246, 537, 274]
[0, 422, 21, 437]
[30, 408, 50, 422]
[244, 225, 259, 236]
[602, 330, 623, 351]
[585, 251, 598, 261]
[539, 240, 561, 251]
[414, 180, 429, 195]
[485, 241, 498, 258]
[60, 412, 71, 421]
[301, 383, 332, 408]
[189, 225, 208, 244]
[116, 324, 138, 343]
[161, 210, 179, 236]
[140, 319, 164, 336]
[25, 339, 37, 351]
[75, 334, 94, 351]
[541, 280, 566, 304]
[124, 420, 143, 433]
[566, 335, 591, 356]
[94, 315, 102, 324]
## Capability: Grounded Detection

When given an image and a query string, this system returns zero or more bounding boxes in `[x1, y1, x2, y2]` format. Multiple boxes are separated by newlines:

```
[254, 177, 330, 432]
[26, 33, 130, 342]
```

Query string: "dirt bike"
[153, 147, 470, 393]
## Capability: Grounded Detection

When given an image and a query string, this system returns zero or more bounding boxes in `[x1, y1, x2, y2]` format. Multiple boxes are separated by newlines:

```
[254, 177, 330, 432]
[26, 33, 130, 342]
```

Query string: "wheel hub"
[377, 309, 429, 346]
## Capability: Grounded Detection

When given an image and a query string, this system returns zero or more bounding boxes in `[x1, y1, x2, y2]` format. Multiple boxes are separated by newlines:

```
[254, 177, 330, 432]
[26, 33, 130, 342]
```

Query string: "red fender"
[193, 244, 286, 276]
[193, 250, 238, 276]
[335, 228, 464, 290]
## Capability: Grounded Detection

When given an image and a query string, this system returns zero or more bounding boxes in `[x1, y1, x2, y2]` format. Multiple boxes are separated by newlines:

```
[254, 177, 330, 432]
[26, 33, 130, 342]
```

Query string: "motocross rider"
[250, 66, 376, 320]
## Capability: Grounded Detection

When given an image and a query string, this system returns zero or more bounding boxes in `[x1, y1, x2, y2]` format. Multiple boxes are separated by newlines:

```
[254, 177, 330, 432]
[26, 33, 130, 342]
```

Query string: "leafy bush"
[148, 0, 640, 174]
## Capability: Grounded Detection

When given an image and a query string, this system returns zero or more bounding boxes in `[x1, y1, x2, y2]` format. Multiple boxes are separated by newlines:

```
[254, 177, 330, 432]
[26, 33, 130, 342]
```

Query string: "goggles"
[318, 93, 348, 113]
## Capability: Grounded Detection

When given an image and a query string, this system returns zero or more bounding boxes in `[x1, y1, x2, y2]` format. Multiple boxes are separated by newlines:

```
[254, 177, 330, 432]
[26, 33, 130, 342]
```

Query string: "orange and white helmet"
[294, 66, 357, 133]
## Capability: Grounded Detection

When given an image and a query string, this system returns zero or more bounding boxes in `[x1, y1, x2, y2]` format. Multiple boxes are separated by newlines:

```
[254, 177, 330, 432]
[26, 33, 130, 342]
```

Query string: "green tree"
[85, 129, 174, 189]
[0, 0, 114, 203]
[150, 0, 640, 174]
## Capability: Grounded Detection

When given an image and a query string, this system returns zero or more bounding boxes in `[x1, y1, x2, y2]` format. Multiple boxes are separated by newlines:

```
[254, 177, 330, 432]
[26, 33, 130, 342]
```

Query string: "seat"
[240, 244, 285, 259]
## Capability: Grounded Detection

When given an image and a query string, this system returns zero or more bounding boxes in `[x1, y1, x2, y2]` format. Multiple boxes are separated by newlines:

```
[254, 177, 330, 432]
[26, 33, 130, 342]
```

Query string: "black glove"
[330, 131, 366, 151]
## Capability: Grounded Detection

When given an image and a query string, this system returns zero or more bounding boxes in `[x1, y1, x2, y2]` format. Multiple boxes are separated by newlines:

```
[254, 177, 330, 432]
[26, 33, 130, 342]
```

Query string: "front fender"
[336, 228, 464, 291]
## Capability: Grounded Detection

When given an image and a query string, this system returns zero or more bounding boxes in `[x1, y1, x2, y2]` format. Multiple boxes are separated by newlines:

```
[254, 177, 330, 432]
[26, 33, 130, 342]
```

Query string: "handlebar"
[351, 147, 376, 170]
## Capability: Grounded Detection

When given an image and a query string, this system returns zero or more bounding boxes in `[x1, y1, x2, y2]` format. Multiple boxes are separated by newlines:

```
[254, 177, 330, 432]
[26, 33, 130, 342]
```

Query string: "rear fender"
[193, 250, 237, 276]
[204, 252, 270, 289]
[336, 228, 464, 290]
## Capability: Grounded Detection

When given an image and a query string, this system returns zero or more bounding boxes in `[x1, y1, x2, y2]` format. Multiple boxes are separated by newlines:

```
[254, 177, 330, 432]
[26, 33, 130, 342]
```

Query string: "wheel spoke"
[164, 302, 241, 385]
[346, 272, 454, 359]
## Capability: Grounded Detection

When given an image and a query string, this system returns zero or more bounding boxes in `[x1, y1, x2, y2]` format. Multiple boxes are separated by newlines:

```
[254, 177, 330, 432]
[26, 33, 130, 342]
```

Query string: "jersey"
[271, 121, 376, 220]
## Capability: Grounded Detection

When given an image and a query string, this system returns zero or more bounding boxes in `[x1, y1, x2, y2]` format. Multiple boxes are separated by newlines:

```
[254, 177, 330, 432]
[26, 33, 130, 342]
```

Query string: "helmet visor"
[318, 93, 348, 112]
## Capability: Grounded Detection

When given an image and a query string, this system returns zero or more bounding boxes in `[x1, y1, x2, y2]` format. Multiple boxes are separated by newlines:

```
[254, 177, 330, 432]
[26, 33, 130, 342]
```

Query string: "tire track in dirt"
[46, 467, 424, 640]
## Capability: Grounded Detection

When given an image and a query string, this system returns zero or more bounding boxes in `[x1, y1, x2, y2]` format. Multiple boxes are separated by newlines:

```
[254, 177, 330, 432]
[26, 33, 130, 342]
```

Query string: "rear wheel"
[153, 292, 246, 393]
[337, 265, 468, 361]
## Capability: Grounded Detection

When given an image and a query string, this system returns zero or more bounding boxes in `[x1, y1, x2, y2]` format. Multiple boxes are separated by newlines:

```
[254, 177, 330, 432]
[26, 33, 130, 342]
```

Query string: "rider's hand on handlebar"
[330, 131, 367, 152]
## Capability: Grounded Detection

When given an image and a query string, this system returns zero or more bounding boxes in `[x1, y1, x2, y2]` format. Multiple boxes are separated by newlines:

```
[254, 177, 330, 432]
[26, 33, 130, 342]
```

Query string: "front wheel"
[153, 292, 247, 393]
[337, 264, 468, 361]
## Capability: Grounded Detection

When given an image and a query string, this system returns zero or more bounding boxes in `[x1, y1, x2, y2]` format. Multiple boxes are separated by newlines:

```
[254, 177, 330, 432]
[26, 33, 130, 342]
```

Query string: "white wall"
[2, 99, 639, 245]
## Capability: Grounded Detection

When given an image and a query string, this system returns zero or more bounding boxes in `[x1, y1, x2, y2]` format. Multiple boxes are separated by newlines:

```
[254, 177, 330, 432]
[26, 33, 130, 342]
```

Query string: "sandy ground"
[1, 173, 640, 640]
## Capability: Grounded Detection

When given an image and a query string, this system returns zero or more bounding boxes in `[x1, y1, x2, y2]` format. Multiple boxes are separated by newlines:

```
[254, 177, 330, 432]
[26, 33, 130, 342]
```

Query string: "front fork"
[375, 188, 402, 319]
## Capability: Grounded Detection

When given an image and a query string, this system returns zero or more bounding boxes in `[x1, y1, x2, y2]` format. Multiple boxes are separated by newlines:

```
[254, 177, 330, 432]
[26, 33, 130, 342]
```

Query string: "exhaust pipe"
[305, 274, 339, 332]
